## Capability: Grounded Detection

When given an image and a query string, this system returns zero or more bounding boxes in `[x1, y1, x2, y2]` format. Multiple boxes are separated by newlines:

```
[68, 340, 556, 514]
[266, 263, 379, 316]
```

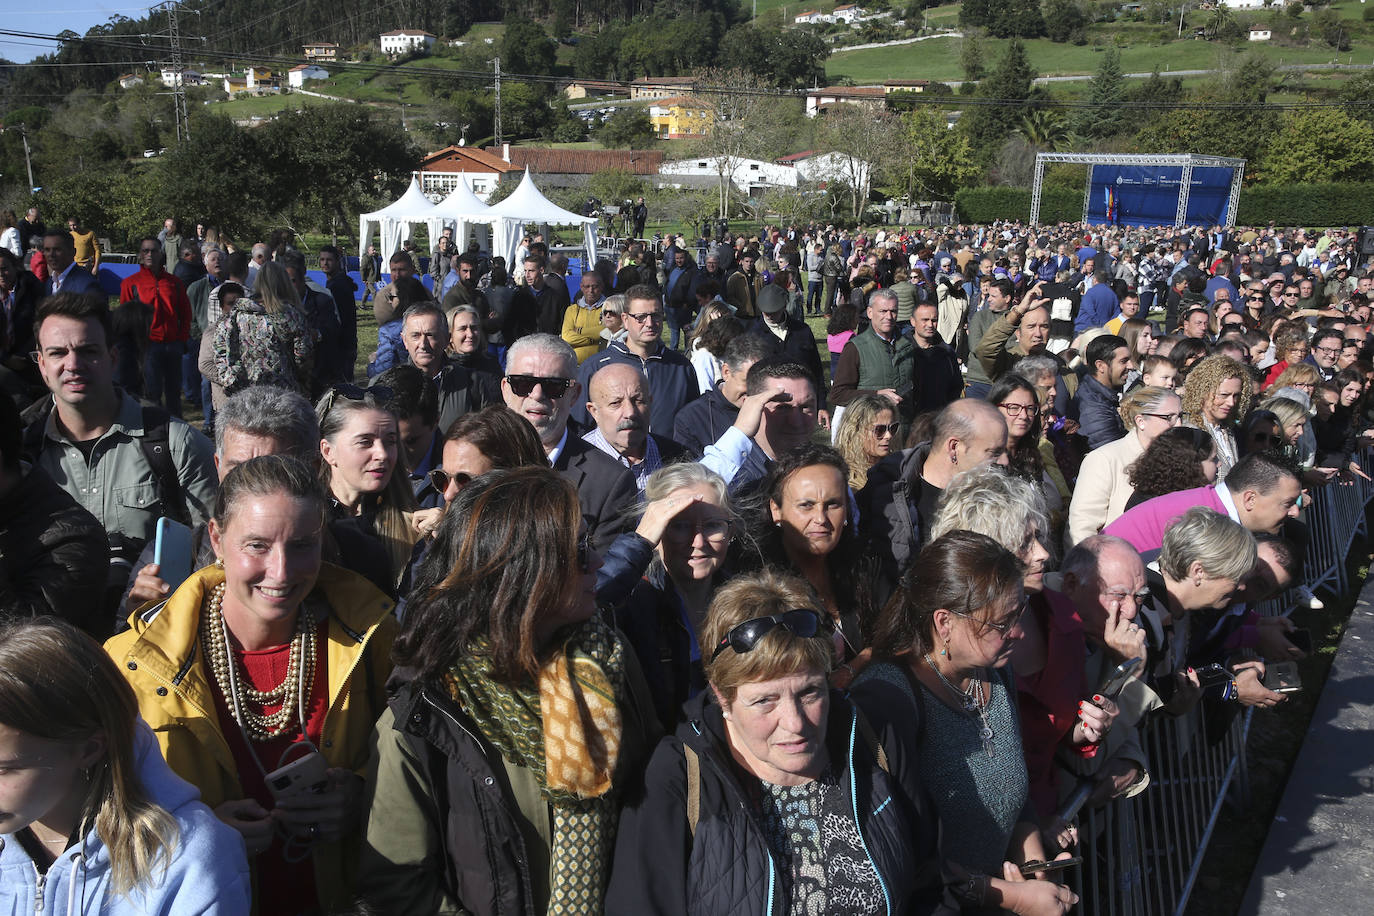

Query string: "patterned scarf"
[446, 615, 626, 914]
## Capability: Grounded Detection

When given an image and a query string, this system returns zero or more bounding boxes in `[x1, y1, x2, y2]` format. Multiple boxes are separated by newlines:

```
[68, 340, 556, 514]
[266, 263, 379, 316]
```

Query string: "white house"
[159, 68, 201, 87]
[794, 10, 827, 24]
[118, 73, 143, 89]
[1248, 28, 1272, 41]
[288, 64, 330, 87]
[380, 29, 435, 56]
[659, 156, 799, 195]
[790, 151, 873, 199]
[832, 4, 865, 23]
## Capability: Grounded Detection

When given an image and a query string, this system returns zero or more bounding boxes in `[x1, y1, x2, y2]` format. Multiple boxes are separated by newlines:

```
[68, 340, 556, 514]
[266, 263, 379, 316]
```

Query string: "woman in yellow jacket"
[106, 454, 396, 916]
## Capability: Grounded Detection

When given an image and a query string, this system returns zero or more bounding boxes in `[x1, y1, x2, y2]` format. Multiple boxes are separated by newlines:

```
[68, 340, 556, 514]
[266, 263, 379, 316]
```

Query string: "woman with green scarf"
[357, 465, 659, 915]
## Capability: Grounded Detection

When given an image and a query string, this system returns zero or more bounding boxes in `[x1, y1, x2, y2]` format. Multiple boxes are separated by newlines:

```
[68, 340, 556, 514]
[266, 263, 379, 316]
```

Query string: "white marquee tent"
[357, 177, 436, 263]
[486, 168, 598, 269]
[427, 178, 496, 256]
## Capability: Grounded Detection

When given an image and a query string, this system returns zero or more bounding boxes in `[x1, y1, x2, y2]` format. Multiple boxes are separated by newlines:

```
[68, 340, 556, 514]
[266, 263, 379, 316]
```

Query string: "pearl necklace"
[924, 654, 997, 758]
[201, 582, 317, 743]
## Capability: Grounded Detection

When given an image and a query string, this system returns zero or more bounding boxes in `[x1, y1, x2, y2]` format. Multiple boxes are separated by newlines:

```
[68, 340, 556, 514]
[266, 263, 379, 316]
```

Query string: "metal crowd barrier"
[1069, 462, 1374, 915]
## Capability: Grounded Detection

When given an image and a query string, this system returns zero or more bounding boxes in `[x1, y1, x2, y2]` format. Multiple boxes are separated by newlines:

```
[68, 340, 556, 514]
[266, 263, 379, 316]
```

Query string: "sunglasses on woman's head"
[710, 609, 822, 661]
[320, 383, 393, 416]
[506, 374, 573, 398]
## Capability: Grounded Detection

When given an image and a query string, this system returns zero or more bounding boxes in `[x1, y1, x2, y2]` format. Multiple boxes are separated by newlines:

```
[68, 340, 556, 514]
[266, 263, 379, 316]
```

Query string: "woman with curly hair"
[1124, 426, 1219, 508]
[1182, 353, 1252, 480]
[832, 393, 899, 491]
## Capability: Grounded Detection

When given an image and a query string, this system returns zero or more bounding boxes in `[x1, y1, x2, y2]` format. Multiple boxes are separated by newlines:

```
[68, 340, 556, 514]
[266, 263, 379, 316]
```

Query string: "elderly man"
[575, 284, 699, 437]
[583, 363, 688, 492]
[502, 333, 636, 552]
[858, 398, 1009, 593]
[976, 285, 1078, 413]
[830, 287, 912, 421]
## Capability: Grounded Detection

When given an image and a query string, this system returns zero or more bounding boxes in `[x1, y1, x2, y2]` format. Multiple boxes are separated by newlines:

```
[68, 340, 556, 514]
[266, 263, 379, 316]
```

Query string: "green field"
[212, 92, 335, 118]
[827, 33, 1364, 83]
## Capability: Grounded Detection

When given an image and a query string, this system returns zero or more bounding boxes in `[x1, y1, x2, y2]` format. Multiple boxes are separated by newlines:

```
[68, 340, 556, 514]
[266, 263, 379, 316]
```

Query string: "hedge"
[954, 187, 1080, 224]
[955, 182, 1374, 226]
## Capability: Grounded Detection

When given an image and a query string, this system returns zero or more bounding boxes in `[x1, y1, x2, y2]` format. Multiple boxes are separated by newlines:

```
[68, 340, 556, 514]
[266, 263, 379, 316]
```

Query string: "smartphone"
[1288, 629, 1313, 655]
[266, 750, 330, 802]
[1263, 661, 1302, 694]
[1193, 663, 1233, 690]
[1100, 657, 1143, 700]
[1020, 856, 1083, 877]
[153, 518, 195, 593]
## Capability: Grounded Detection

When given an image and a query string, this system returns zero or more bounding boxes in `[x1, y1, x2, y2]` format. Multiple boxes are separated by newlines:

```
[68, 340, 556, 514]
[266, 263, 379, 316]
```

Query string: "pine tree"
[960, 38, 1037, 166]
[961, 35, 986, 82]
[1073, 47, 1127, 138]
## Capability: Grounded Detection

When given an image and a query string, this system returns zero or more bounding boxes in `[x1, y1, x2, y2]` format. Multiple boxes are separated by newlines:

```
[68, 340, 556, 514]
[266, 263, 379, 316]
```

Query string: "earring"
[214, 557, 224, 569]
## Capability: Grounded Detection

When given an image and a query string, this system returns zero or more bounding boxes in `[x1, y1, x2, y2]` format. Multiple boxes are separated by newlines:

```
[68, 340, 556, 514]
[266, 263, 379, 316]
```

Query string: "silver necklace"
[924, 654, 997, 758]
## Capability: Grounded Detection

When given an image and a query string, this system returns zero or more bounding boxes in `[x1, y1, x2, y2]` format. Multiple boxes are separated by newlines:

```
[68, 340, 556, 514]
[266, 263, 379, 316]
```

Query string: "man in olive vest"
[829, 288, 916, 422]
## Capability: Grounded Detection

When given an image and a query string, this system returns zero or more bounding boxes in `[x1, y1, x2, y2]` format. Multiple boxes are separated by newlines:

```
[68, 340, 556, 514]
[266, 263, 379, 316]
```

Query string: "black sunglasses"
[320, 383, 393, 416]
[871, 422, 901, 437]
[427, 468, 473, 493]
[506, 374, 573, 398]
[709, 609, 822, 661]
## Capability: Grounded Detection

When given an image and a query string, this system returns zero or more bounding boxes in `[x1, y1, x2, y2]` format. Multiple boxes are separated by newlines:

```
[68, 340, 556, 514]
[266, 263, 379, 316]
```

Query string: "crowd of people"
[0, 212, 1366, 915]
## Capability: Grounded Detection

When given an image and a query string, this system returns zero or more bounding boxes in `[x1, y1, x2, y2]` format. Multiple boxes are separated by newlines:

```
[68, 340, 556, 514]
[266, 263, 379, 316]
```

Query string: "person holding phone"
[106, 455, 396, 916]
[853, 532, 1079, 915]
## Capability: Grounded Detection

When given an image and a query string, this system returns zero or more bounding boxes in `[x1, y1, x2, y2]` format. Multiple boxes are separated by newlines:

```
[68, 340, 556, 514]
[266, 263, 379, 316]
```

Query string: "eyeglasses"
[871, 422, 901, 438]
[1314, 346, 1341, 357]
[709, 608, 822, 661]
[427, 468, 473, 493]
[950, 597, 1028, 636]
[1143, 411, 1183, 424]
[664, 518, 731, 540]
[997, 402, 1039, 418]
[624, 310, 664, 324]
[505, 374, 573, 398]
[319, 383, 393, 417]
[1101, 587, 1151, 607]
[602, 310, 618, 318]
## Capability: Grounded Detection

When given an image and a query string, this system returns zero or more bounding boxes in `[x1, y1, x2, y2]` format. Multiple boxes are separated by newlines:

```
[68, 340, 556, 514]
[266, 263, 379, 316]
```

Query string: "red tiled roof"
[487, 147, 665, 176]
[421, 145, 519, 173]
[775, 150, 818, 163]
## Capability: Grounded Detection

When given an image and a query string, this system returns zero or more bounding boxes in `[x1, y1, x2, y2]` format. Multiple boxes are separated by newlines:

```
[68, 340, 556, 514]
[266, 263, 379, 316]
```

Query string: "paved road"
[1240, 574, 1374, 914]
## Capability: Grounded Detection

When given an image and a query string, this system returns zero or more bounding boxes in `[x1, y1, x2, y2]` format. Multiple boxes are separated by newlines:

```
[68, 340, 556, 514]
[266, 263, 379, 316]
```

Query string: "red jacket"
[120, 267, 191, 343]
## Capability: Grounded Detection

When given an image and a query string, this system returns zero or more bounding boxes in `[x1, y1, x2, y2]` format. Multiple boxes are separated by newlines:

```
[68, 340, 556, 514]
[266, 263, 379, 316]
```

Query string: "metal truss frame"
[1029, 152, 1246, 228]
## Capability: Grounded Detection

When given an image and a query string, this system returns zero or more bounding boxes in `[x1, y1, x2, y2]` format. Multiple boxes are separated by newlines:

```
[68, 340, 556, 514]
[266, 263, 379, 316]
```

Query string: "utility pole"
[0, 127, 35, 191]
[490, 56, 502, 147]
[156, 0, 191, 142]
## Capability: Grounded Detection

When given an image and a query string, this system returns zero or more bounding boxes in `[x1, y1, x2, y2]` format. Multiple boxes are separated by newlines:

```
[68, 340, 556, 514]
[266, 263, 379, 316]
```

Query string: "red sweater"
[120, 266, 191, 343]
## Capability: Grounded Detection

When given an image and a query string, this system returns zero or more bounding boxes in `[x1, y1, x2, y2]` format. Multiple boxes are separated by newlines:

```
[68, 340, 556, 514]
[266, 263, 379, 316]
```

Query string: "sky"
[2, 4, 152, 63]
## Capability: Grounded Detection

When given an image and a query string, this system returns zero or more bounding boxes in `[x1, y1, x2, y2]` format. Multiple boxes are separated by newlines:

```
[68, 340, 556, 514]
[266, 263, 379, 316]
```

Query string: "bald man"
[582, 362, 687, 491]
[858, 398, 1010, 595]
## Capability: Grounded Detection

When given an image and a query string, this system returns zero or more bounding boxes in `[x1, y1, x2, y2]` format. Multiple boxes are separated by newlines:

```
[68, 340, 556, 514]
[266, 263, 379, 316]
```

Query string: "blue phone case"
[153, 518, 195, 593]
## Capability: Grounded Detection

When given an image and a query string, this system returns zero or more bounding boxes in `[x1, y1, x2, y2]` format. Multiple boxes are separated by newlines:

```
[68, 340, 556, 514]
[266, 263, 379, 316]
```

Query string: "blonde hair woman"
[1181, 354, 1253, 481]
[832, 393, 899, 490]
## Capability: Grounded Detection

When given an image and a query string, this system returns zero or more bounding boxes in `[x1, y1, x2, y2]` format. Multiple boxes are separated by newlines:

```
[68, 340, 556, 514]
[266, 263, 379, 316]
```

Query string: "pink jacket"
[1102, 485, 1228, 559]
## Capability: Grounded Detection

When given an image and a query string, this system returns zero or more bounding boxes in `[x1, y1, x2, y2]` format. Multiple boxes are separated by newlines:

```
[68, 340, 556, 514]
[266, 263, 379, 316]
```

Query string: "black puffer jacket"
[0, 463, 107, 635]
[606, 690, 951, 915]
[856, 440, 933, 600]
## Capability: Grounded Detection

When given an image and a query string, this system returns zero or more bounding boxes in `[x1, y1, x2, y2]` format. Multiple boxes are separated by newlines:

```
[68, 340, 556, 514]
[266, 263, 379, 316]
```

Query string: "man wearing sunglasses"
[574, 284, 699, 438]
[501, 333, 636, 553]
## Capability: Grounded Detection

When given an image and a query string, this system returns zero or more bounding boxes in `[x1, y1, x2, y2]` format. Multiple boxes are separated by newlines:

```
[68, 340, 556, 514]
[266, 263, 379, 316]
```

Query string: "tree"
[1043, 0, 1089, 42]
[1340, 70, 1374, 123]
[157, 114, 271, 240]
[961, 36, 986, 81]
[818, 104, 900, 221]
[719, 25, 828, 89]
[1071, 47, 1127, 138]
[587, 169, 648, 204]
[1261, 109, 1374, 184]
[500, 18, 557, 79]
[1016, 108, 1071, 150]
[891, 106, 980, 201]
[597, 109, 657, 149]
[960, 38, 1038, 167]
[690, 67, 779, 218]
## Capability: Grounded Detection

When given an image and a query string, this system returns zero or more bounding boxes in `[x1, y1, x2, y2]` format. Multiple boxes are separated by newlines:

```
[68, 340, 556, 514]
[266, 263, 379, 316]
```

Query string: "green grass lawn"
[211, 92, 334, 118]
[827, 33, 1363, 82]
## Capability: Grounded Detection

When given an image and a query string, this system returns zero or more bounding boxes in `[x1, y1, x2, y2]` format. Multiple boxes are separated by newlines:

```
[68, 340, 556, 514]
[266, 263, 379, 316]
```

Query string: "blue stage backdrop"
[1084, 165, 1235, 228]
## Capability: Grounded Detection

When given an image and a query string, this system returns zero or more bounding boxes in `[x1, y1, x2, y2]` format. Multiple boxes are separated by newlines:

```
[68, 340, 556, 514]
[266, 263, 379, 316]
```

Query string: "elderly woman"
[1124, 427, 1220, 509]
[317, 383, 419, 591]
[1, 618, 250, 914]
[833, 392, 900, 490]
[852, 532, 1079, 915]
[607, 570, 944, 914]
[1067, 386, 1182, 545]
[105, 455, 396, 916]
[1141, 507, 1259, 712]
[1182, 354, 1252, 481]
[747, 443, 878, 686]
[599, 292, 628, 351]
[596, 463, 737, 731]
[359, 466, 657, 914]
[929, 467, 1117, 834]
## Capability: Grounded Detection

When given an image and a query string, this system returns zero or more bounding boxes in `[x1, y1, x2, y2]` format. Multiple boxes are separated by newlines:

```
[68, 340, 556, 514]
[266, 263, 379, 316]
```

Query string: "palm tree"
[1016, 109, 1072, 151]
